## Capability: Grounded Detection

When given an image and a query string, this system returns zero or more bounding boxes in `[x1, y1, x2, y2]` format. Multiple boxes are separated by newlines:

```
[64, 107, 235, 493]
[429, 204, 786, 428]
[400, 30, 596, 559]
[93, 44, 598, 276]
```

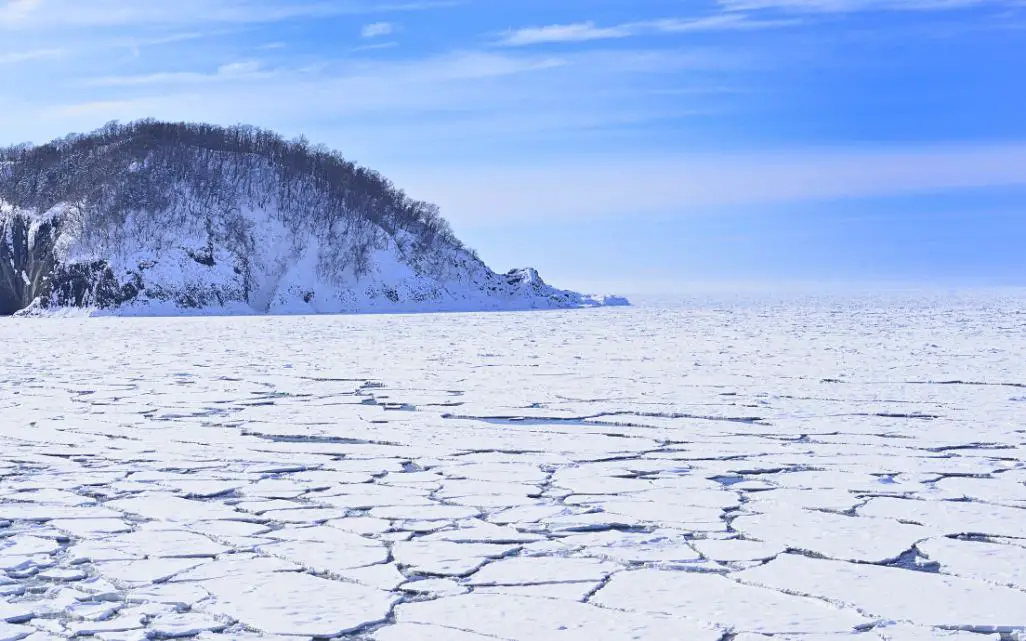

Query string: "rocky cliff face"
[0, 121, 626, 316]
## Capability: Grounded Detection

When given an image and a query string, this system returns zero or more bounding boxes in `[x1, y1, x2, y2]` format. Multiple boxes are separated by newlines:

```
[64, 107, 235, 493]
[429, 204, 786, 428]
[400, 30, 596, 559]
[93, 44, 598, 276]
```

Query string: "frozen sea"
[2, 291, 1026, 640]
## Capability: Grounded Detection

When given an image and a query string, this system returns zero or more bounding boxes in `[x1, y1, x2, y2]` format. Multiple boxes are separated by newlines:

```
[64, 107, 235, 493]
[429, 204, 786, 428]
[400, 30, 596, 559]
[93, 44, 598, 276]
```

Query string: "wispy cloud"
[0, 0, 40, 23]
[0, 47, 60, 64]
[500, 23, 633, 47]
[717, 0, 997, 11]
[43, 51, 571, 117]
[390, 143, 1026, 226]
[110, 30, 238, 50]
[0, 0, 453, 29]
[353, 41, 399, 52]
[0, 46, 720, 157]
[498, 14, 800, 46]
[82, 60, 271, 87]
[361, 21, 395, 38]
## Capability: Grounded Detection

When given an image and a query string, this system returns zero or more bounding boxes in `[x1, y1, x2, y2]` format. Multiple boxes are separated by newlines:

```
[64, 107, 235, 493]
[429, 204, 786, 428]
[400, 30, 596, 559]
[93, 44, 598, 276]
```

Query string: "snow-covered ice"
[2, 292, 1026, 639]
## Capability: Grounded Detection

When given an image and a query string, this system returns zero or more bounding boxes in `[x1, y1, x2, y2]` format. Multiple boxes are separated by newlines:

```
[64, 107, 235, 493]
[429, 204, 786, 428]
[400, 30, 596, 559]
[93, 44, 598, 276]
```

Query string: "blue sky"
[1, 0, 1024, 293]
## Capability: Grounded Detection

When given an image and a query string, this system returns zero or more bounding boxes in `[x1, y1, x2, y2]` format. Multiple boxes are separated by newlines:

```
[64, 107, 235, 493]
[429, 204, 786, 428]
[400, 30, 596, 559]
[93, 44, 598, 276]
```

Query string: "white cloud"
[353, 41, 399, 52]
[23, 50, 576, 125]
[496, 0, 1013, 47]
[386, 144, 1026, 226]
[0, 0, 450, 29]
[361, 21, 395, 38]
[217, 60, 263, 76]
[651, 14, 802, 31]
[0, 45, 726, 166]
[0, 0, 43, 24]
[82, 60, 269, 87]
[0, 47, 60, 64]
[0, 42, 747, 159]
[111, 30, 237, 50]
[498, 14, 799, 46]
[499, 22, 634, 46]
[718, 0, 993, 11]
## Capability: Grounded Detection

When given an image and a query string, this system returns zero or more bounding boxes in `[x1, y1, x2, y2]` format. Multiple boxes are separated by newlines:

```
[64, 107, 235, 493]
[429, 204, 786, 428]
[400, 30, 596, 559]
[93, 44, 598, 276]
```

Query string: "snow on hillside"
[0, 121, 627, 316]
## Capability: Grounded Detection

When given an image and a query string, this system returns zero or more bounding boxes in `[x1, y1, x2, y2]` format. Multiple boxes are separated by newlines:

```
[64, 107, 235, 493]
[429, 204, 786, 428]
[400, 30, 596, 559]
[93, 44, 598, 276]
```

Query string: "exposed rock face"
[0, 121, 626, 316]
[0, 211, 135, 315]
[0, 212, 55, 315]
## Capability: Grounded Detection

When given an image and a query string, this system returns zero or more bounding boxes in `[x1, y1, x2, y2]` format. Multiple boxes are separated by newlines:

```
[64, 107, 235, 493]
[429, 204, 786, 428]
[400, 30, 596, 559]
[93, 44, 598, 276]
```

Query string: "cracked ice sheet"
[592, 568, 871, 634]
[396, 593, 722, 640]
[918, 536, 1026, 590]
[3, 294, 1026, 639]
[859, 496, 1026, 539]
[731, 505, 930, 563]
[200, 566, 399, 636]
[467, 556, 617, 586]
[740, 553, 1026, 629]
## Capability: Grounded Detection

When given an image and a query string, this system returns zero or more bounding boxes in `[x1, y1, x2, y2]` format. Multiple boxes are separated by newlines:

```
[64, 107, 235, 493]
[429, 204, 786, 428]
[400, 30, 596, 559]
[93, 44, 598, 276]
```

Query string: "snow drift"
[1, 120, 627, 316]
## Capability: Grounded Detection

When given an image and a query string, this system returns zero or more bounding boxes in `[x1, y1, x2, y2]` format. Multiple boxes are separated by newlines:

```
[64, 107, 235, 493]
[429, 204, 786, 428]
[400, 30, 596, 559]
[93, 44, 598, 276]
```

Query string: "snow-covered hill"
[1, 121, 627, 316]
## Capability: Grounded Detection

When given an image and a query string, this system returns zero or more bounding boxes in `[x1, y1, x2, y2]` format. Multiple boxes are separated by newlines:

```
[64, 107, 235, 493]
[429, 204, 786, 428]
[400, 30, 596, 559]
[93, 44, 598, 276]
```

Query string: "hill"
[0, 120, 627, 316]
